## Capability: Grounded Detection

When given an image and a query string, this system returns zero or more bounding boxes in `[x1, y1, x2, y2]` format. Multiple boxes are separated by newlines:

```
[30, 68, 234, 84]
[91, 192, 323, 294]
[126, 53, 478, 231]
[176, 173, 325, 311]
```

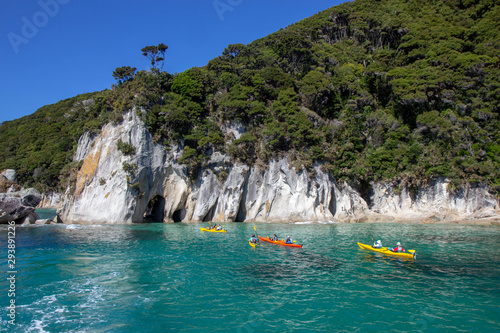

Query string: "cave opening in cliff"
[202, 199, 218, 222]
[328, 188, 336, 216]
[172, 209, 183, 222]
[143, 195, 165, 222]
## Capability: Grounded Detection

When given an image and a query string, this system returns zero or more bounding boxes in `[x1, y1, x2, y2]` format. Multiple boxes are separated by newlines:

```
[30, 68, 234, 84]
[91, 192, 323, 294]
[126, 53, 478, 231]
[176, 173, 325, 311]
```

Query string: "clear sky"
[0, 0, 345, 123]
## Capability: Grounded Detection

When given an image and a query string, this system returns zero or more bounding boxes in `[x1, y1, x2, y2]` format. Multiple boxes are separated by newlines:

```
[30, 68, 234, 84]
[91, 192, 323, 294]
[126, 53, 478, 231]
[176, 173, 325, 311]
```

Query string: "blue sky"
[0, 0, 345, 123]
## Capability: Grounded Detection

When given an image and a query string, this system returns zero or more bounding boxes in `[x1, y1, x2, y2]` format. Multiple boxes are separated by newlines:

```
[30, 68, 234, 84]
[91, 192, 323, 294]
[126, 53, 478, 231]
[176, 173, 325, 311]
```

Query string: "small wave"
[43, 294, 57, 304]
[29, 320, 50, 333]
[293, 221, 338, 225]
[65, 224, 104, 230]
[136, 296, 152, 305]
[66, 224, 83, 230]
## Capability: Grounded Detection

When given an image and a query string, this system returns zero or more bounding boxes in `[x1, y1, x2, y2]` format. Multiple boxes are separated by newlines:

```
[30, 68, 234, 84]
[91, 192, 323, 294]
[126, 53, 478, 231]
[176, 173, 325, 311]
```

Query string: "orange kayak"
[258, 236, 303, 248]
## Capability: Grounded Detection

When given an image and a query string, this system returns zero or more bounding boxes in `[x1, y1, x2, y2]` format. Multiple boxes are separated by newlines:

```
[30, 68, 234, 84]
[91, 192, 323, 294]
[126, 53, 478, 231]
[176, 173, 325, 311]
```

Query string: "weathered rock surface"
[57, 110, 499, 224]
[1, 169, 16, 182]
[34, 219, 52, 225]
[38, 193, 62, 208]
[73, 131, 97, 162]
[21, 213, 41, 225]
[0, 188, 42, 224]
[369, 181, 499, 221]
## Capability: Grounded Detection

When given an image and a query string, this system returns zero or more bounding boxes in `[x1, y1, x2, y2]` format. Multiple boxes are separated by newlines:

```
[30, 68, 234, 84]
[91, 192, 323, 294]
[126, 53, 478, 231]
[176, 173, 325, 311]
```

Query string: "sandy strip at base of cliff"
[340, 215, 500, 225]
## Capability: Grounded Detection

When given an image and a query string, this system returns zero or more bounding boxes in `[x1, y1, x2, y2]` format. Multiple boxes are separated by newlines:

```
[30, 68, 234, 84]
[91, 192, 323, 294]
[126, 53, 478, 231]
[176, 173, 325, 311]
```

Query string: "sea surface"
[1, 212, 499, 332]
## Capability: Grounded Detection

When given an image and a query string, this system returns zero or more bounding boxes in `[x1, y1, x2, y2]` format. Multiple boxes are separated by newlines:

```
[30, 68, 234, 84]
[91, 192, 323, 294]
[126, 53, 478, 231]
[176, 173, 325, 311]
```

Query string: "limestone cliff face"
[370, 181, 499, 221]
[58, 110, 499, 224]
[59, 110, 168, 223]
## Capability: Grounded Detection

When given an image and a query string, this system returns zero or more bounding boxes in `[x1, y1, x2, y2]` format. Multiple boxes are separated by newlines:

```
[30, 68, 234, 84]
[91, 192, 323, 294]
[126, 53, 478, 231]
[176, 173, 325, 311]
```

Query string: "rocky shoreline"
[342, 215, 500, 225]
[6, 216, 499, 226]
[0, 170, 62, 225]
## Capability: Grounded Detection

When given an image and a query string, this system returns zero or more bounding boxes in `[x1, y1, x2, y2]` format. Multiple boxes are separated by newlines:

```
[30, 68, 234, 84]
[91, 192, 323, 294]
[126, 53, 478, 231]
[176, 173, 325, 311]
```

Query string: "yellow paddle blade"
[253, 225, 256, 231]
[408, 249, 415, 253]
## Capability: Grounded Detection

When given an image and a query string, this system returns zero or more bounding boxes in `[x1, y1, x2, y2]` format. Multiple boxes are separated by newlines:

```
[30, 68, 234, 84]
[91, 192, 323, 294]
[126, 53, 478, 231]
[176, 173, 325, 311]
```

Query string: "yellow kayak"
[249, 240, 256, 248]
[200, 227, 227, 233]
[357, 242, 416, 259]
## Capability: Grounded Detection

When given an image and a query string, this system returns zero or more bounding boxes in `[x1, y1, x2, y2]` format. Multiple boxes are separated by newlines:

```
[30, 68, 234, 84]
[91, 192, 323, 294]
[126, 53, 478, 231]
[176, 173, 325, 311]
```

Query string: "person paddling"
[249, 234, 258, 245]
[389, 242, 405, 252]
[285, 236, 293, 244]
[271, 234, 278, 241]
[373, 240, 382, 248]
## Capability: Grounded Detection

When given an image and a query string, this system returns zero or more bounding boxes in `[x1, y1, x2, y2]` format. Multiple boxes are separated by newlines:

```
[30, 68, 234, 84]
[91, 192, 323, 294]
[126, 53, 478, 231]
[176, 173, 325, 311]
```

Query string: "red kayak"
[258, 236, 303, 248]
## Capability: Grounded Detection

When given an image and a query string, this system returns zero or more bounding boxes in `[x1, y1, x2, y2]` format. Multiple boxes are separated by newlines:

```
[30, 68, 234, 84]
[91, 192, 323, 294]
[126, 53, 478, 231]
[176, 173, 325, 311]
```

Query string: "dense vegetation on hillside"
[0, 0, 498, 195]
[0, 93, 115, 192]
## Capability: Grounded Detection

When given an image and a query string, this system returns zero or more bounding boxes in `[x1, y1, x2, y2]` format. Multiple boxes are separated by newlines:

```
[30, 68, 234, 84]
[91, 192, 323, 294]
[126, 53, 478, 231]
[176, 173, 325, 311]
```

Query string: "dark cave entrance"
[172, 209, 183, 223]
[143, 195, 165, 222]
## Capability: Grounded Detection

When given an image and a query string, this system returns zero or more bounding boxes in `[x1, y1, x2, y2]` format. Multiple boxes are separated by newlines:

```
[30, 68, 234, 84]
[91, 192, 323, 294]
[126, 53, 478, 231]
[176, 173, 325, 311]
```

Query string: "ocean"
[1, 214, 499, 332]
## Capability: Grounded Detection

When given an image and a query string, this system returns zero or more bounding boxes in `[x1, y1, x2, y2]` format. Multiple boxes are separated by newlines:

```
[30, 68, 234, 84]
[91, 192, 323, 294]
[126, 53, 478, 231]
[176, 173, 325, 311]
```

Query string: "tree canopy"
[112, 66, 137, 84]
[141, 43, 168, 71]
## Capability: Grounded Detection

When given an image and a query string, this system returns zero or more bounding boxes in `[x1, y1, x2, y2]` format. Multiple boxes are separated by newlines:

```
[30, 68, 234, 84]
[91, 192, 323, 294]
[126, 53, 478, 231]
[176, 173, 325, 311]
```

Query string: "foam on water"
[294, 220, 338, 224]
[66, 224, 83, 230]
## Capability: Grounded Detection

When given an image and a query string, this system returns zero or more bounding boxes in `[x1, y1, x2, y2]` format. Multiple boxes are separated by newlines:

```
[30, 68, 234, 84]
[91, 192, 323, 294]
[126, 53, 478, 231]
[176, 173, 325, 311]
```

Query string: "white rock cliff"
[57, 110, 499, 224]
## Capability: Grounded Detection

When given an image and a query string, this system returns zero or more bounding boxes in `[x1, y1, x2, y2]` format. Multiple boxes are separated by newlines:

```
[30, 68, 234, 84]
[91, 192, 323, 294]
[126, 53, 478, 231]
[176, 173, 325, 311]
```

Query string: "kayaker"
[373, 240, 382, 248]
[285, 236, 293, 244]
[271, 234, 278, 241]
[390, 242, 405, 252]
[249, 234, 258, 244]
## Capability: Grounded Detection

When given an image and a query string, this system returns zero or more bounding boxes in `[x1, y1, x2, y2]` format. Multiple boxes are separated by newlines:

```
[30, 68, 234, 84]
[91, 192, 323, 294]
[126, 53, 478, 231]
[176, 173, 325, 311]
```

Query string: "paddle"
[252, 225, 260, 246]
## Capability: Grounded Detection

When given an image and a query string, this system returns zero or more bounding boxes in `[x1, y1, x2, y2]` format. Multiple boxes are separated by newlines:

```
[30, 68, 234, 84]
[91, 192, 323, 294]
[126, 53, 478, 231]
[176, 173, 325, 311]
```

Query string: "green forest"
[0, 0, 498, 195]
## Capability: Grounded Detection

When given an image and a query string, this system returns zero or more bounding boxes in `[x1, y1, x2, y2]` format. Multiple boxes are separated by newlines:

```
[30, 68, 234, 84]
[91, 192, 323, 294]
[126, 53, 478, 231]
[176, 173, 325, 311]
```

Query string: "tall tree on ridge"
[141, 43, 169, 72]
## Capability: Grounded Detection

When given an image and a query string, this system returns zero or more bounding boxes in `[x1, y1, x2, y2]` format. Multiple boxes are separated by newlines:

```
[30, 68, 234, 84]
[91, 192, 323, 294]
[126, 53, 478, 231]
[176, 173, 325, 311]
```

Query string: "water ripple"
[0, 223, 498, 332]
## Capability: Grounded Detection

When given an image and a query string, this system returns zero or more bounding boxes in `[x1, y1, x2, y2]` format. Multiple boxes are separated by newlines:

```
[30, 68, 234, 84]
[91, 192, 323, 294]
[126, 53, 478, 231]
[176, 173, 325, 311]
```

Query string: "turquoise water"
[1, 222, 499, 332]
[34, 209, 57, 220]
